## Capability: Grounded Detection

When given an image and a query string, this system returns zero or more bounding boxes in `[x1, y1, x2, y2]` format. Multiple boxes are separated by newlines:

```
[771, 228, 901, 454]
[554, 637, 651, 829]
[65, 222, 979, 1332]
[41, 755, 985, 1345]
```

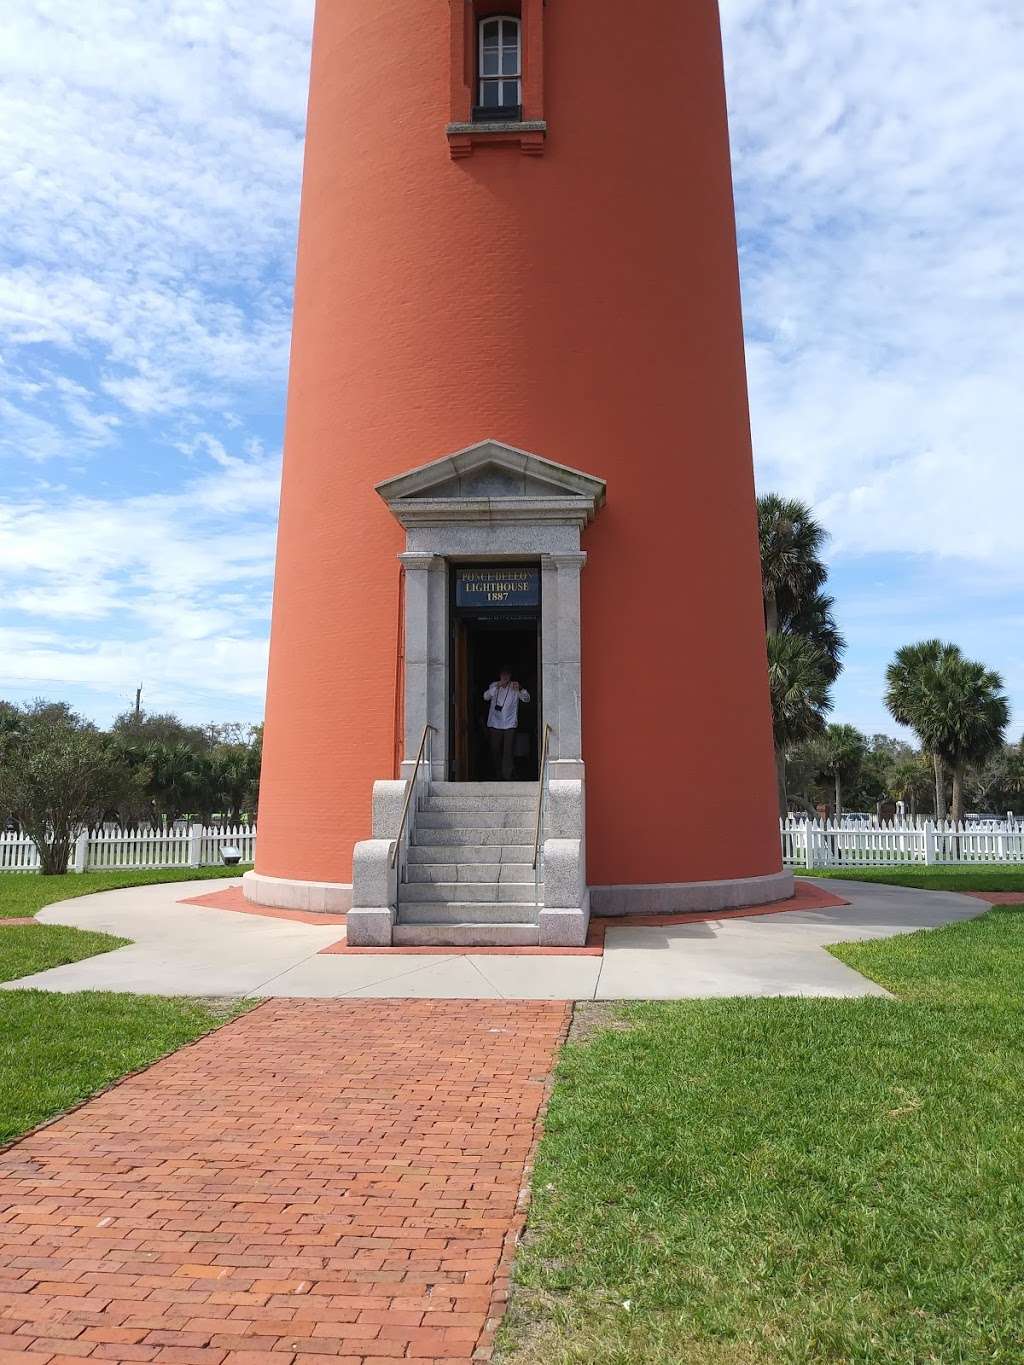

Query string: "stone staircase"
[395, 782, 541, 946]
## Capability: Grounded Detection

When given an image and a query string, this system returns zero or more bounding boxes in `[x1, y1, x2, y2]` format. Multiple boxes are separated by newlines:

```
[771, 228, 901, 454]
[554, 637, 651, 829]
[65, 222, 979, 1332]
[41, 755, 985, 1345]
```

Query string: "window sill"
[446, 120, 547, 159]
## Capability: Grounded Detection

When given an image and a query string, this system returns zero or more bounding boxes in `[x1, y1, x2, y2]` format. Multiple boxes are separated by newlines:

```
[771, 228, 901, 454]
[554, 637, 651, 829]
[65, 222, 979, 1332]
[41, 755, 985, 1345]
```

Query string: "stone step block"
[429, 782, 537, 798]
[406, 862, 535, 884]
[392, 921, 541, 947]
[407, 843, 535, 864]
[417, 809, 535, 830]
[422, 795, 536, 813]
[401, 880, 537, 904]
[411, 826, 534, 847]
[397, 902, 538, 925]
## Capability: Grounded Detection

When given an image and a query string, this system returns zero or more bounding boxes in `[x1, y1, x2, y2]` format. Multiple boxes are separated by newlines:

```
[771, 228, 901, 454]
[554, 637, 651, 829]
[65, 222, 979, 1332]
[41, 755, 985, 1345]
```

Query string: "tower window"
[475, 16, 521, 121]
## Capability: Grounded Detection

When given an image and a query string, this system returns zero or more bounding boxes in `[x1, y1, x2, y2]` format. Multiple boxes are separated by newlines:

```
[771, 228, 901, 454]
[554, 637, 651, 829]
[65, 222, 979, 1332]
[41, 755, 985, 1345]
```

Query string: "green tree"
[143, 742, 213, 825]
[781, 739, 825, 815]
[0, 701, 138, 874]
[106, 711, 262, 825]
[816, 723, 868, 815]
[766, 634, 833, 817]
[885, 642, 1009, 825]
[967, 740, 1024, 816]
[209, 736, 262, 823]
[887, 753, 934, 817]
[111, 710, 216, 825]
[847, 735, 914, 812]
[884, 640, 959, 820]
[111, 709, 211, 753]
[758, 494, 828, 637]
[922, 654, 1009, 825]
[781, 589, 845, 684]
[759, 496, 843, 812]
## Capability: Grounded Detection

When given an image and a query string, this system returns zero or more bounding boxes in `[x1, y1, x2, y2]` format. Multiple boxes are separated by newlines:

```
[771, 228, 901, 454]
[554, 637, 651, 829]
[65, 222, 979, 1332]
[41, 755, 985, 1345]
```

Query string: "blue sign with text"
[455, 566, 540, 609]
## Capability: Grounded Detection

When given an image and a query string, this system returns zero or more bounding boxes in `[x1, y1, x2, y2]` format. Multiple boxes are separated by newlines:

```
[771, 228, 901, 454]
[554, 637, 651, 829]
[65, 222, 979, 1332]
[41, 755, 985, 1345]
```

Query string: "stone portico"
[380, 439, 605, 782]
[344, 440, 604, 948]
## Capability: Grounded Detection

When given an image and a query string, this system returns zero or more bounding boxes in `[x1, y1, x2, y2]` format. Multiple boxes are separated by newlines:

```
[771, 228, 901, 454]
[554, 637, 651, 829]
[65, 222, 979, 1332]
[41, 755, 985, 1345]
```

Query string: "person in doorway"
[484, 667, 531, 781]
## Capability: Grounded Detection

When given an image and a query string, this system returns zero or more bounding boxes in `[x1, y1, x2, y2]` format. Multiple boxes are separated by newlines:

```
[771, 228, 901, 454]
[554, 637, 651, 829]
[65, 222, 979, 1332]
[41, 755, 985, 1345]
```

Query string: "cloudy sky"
[1, 1, 1021, 738]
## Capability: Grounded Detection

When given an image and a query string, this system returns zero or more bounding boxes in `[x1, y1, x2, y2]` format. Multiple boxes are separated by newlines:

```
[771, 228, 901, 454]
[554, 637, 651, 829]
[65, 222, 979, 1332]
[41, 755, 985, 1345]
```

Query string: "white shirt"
[484, 681, 530, 730]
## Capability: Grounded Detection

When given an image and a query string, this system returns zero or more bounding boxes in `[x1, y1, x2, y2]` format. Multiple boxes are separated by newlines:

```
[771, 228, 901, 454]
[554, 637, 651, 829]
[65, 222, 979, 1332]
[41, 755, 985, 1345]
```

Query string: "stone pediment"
[375, 440, 606, 528]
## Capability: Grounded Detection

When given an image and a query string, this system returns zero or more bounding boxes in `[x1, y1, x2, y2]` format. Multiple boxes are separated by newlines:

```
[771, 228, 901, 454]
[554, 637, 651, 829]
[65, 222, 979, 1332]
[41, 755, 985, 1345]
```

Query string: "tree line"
[0, 701, 261, 874]
[760, 495, 1017, 822]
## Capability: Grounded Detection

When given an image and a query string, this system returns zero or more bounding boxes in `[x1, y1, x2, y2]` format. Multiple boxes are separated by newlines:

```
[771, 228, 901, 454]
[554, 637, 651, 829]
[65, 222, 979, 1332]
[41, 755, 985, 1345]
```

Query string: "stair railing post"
[390, 723, 438, 922]
[532, 724, 553, 913]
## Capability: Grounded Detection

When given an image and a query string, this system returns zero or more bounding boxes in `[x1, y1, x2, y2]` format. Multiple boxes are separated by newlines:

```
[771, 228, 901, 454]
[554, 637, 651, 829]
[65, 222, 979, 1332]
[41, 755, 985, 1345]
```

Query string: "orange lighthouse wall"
[255, 0, 782, 892]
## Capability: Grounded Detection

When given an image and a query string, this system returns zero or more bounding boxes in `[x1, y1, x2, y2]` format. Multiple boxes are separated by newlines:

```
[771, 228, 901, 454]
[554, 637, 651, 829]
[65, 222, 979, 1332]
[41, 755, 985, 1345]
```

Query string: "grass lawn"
[499, 906, 1024, 1364]
[0, 991, 251, 1145]
[0, 866, 254, 1148]
[0, 865, 247, 920]
[811, 864, 1024, 893]
[0, 923, 128, 984]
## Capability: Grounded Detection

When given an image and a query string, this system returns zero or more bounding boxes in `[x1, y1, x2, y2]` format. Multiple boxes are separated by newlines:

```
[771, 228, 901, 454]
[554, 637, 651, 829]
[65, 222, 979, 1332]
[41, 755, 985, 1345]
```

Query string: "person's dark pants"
[488, 725, 516, 781]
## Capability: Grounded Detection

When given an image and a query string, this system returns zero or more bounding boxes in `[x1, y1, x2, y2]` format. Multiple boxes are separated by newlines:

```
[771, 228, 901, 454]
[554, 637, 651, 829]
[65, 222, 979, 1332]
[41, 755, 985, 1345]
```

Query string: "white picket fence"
[6, 816, 1019, 876]
[0, 825, 256, 874]
[782, 817, 1024, 869]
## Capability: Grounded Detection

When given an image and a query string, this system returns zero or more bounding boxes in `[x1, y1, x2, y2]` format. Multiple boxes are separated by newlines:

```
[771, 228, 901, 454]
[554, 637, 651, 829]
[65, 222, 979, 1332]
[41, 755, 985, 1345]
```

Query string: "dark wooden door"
[452, 618, 469, 780]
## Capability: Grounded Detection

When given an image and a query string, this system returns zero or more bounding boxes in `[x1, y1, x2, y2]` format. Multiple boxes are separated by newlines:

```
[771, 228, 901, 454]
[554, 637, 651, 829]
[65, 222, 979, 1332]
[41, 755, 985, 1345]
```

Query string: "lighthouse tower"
[244, 0, 791, 944]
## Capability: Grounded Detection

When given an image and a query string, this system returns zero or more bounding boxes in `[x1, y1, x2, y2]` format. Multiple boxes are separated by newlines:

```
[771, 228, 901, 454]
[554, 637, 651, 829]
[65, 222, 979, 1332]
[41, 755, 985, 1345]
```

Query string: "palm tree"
[884, 640, 959, 821]
[758, 494, 829, 637]
[782, 589, 845, 683]
[919, 654, 1009, 825]
[145, 742, 211, 825]
[885, 642, 1009, 824]
[817, 723, 866, 816]
[766, 634, 833, 817]
[1002, 740, 1024, 815]
[887, 754, 933, 817]
[210, 744, 261, 823]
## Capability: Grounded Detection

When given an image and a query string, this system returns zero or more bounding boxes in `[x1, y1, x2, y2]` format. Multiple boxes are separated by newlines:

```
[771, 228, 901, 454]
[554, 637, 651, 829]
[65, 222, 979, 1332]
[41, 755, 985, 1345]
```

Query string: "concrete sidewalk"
[4, 877, 990, 1000]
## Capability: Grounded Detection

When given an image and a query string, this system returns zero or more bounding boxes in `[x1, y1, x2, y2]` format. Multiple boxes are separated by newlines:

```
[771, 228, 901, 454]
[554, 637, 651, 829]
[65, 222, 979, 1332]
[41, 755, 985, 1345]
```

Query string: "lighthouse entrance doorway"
[451, 619, 540, 782]
[377, 440, 605, 788]
[449, 564, 541, 782]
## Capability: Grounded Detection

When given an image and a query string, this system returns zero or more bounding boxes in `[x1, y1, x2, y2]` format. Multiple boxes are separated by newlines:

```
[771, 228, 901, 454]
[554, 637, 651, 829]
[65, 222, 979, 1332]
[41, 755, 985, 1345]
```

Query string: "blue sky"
[1, 1, 1022, 739]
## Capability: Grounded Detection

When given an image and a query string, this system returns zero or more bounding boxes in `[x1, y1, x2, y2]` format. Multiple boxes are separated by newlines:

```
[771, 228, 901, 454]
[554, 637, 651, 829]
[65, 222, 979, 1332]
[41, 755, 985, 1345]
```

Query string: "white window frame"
[478, 15, 522, 112]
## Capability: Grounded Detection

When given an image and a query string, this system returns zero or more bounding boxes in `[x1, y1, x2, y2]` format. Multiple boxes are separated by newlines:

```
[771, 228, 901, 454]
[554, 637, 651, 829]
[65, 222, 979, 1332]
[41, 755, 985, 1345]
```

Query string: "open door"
[452, 615, 469, 780]
[449, 564, 541, 781]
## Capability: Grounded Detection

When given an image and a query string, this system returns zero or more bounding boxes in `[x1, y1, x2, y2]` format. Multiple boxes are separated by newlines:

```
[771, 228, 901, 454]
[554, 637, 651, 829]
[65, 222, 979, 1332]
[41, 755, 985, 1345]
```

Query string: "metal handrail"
[390, 724, 437, 867]
[532, 723, 553, 872]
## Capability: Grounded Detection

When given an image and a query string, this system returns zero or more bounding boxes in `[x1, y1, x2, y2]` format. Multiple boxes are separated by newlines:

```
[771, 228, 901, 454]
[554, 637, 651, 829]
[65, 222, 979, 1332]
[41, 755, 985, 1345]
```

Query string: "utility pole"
[134, 685, 142, 720]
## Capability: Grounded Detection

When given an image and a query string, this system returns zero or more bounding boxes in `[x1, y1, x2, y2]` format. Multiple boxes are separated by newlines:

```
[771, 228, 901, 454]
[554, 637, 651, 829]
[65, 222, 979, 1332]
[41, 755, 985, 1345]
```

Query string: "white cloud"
[0, 444, 280, 711]
[0, 1, 312, 456]
[0, 2, 307, 720]
[721, 0, 1024, 573]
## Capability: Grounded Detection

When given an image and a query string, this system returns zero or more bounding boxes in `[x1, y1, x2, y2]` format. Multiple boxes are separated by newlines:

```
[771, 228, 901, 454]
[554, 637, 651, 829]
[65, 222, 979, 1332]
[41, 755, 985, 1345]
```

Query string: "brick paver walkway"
[0, 1000, 570, 1364]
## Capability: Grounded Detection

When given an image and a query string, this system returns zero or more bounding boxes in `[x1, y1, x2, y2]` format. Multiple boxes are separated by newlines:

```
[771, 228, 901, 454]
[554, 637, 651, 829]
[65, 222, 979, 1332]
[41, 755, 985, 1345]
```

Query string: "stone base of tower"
[589, 870, 795, 918]
[242, 870, 353, 915]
